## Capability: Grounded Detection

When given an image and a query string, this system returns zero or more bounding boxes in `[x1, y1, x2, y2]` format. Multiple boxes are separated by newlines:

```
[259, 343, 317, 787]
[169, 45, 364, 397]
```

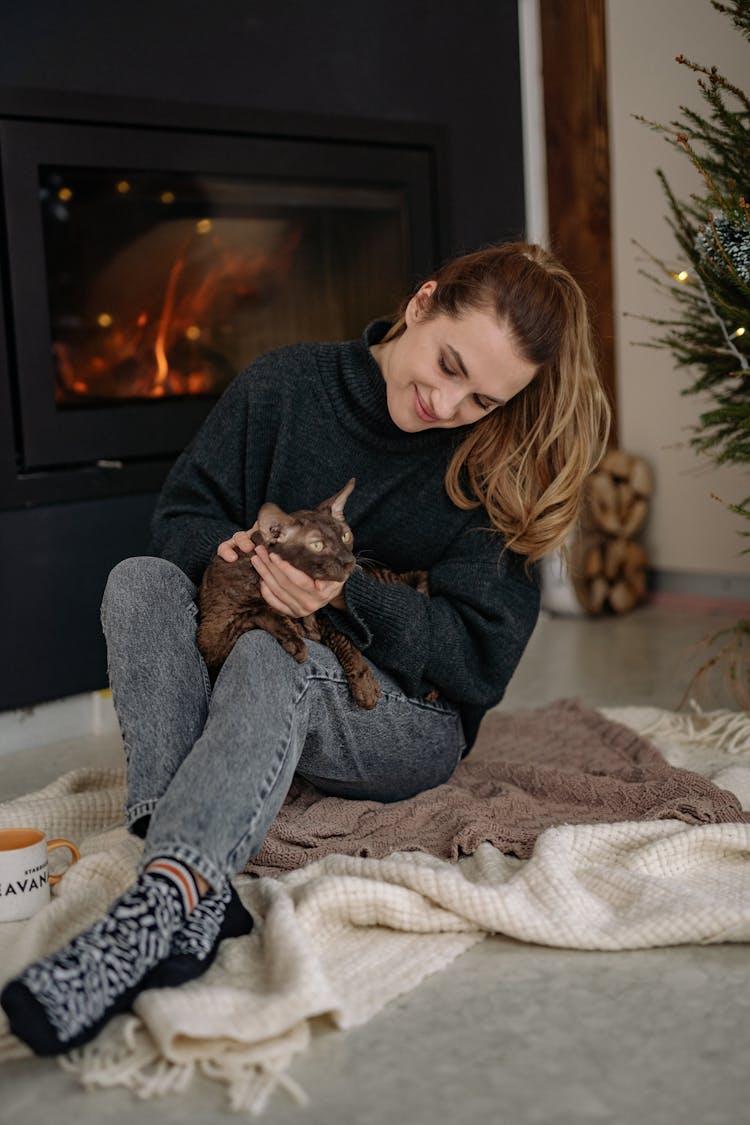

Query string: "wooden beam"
[539, 0, 618, 441]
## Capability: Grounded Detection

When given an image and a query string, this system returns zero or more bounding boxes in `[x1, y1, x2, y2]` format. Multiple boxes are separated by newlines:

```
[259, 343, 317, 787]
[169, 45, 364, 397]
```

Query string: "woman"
[2, 241, 610, 1055]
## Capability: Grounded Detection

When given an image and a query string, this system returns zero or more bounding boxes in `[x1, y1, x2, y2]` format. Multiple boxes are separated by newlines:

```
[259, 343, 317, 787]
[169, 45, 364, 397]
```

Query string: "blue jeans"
[100, 558, 466, 892]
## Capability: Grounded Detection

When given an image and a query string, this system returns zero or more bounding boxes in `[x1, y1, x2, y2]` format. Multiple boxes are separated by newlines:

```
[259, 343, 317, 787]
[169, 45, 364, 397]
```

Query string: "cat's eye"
[341, 531, 351, 543]
[309, 541, 324, 552]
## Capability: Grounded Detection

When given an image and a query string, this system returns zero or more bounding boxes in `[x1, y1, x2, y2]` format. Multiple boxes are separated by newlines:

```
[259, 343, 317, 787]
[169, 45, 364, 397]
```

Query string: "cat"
[197, 478, 430, 709]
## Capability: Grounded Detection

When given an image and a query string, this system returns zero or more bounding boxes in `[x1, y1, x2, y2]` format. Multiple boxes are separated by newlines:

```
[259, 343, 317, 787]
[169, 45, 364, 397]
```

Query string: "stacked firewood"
[571, 449, 653, 615]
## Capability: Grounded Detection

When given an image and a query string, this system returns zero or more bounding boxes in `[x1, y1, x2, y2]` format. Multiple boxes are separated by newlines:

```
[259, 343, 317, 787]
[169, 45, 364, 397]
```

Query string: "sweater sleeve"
[150, 361, 279, 584]
[322, 521, 540, 708]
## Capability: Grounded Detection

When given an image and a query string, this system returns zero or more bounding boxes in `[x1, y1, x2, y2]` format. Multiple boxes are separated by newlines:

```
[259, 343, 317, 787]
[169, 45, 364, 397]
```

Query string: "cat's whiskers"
[354, 551, 390, 571]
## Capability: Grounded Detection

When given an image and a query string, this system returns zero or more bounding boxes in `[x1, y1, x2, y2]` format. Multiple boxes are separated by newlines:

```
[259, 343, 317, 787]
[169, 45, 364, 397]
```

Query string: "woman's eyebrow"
[446, 343, 504, 405]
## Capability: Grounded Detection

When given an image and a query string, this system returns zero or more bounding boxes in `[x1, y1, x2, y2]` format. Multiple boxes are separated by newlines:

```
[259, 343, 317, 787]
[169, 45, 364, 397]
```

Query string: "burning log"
[571, 450, 652, 615]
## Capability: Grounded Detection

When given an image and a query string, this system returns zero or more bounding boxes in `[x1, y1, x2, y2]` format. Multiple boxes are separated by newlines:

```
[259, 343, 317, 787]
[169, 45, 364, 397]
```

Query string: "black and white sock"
[0, 858, 199, 1056]
[143, 883, 254, 990]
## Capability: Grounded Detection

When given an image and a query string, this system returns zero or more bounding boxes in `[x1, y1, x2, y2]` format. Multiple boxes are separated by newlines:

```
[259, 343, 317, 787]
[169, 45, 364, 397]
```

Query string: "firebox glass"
[39, 167, 408, 407]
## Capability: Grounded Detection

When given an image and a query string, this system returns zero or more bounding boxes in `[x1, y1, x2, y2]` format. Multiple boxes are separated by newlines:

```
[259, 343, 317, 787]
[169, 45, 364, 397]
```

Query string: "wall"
[0, 0, 525, 258]
[606, 0, 748, 582]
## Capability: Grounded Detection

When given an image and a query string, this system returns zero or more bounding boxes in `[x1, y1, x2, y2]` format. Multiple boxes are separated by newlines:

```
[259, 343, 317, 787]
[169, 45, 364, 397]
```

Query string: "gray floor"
[1, 601, 748, 1125]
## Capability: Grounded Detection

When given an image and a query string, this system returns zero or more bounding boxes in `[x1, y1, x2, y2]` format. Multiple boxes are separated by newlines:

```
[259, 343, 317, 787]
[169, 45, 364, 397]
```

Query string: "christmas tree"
[632, 0, 749, 705]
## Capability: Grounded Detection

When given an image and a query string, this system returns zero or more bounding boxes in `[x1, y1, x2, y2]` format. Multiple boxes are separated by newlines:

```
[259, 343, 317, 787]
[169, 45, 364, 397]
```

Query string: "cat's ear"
[257, 503, 295, 543]
[318, 478, 355, 522]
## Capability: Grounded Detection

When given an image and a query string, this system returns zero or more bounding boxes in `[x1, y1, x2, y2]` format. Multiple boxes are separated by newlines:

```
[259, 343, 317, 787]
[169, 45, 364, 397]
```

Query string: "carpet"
[0, 701, 748, 1114]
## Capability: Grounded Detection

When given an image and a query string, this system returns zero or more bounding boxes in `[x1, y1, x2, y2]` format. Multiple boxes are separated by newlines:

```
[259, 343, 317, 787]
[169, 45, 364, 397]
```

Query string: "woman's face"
[372, 281, 539, 433]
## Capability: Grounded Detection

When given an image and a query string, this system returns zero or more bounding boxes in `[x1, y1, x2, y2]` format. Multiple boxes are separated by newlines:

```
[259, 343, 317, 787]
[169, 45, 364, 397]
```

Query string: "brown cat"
[197, 479, 428, 709]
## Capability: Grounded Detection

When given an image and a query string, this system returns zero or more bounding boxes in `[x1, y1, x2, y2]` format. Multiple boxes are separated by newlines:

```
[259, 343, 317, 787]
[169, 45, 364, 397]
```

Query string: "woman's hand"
[216, 523, 259, 563]
[251, 544, 347, 618]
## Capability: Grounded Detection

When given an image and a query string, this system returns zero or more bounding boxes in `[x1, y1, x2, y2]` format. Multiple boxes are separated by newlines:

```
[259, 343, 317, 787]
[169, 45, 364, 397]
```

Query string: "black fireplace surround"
[0, 89, 448, 709]
[0, 90, 446, 506]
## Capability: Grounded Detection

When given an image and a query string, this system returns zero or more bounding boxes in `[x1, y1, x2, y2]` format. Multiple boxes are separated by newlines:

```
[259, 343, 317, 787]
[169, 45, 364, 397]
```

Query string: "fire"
[53, 223, 303, 404]
[152, 252, 187, 392]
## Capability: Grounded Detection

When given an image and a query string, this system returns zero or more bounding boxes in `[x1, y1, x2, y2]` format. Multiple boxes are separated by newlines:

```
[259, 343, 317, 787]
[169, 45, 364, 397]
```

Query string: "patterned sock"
[143, 857, 200, 914]
[142, 883, 254, 990]
[0, 860, 198, 1057]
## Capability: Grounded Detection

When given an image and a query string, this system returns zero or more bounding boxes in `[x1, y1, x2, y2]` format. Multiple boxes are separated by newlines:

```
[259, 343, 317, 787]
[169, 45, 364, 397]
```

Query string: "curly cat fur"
[197, 480, 429, 709]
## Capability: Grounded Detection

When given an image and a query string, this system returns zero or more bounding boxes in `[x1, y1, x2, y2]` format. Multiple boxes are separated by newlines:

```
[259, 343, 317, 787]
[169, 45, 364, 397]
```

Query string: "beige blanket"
[1, 702, 749, 1114]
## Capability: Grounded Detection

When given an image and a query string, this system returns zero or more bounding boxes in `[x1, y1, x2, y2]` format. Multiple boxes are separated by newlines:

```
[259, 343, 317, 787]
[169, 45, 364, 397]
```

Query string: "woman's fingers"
[252, 549, 313, 615]
[213, 532, 346, 614]
[216, 541, 240, 562]
[216, 522, 259, 563]
[252, 547, 345, 617]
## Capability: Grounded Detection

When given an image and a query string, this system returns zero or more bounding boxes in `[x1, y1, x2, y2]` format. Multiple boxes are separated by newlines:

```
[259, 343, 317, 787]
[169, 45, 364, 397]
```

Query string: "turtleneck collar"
[316, 320, 466, 455]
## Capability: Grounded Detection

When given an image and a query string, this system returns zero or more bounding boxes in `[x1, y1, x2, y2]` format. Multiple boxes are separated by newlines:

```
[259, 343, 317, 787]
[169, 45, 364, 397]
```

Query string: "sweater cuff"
[321, 568, 375, 650]
[323, 568, 429, 669]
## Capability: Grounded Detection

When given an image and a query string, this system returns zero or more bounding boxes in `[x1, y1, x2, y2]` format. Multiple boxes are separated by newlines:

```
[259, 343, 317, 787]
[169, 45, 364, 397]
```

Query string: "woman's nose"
[431, 384, 465, 420]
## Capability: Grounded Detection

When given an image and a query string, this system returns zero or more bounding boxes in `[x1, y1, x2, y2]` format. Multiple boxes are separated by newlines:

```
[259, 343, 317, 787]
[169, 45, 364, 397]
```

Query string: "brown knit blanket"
[245, 699, 750, 877]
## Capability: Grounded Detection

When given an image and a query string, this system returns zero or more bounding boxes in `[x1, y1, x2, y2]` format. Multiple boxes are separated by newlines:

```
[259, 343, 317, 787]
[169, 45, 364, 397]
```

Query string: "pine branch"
[710, 1, 750, 42]
[675, 52, 750, 111]
[632, 0, 750, 544]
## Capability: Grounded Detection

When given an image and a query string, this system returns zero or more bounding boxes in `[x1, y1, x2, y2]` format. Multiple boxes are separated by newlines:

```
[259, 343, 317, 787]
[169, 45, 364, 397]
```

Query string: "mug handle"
[47, 839, 81, 886]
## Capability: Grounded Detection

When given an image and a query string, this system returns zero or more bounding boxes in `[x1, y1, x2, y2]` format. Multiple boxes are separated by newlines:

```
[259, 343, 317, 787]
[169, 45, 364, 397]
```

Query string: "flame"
[152, 252, 187, 391]
[53, 223, 303, 404]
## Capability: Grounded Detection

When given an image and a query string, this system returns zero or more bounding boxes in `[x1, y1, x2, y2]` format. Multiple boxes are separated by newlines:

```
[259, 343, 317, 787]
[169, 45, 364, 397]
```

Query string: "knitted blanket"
[247, 699, 749, 875]
[1, 701, 749, 1115]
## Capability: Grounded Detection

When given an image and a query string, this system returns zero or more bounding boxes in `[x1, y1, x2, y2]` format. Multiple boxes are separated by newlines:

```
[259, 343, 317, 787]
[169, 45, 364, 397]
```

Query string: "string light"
[160, 191, 175, 204]
[116, 180, 131, 194]
[674, 269, 690, 282]
[697, 275, 749, 370]
[57, 187, 73, 202]
[196, 218, 212, 234]
[97, 313, 113, 328]
[733, 326, 746, 338]
[185, 325, 201, 340]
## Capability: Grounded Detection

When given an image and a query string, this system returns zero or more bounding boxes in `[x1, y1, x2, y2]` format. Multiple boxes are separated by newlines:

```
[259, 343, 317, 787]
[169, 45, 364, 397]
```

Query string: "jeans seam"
[376, 687, 460, 718]
[308, 670, 457, 718]
[307, 671, 348, 687]
[198, 652, 212, 705]
[188, 600, 214, 704]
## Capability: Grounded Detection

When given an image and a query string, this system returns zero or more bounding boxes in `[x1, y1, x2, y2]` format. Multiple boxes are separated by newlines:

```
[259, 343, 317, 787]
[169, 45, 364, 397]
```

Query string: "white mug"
[0, 827, 80, 922]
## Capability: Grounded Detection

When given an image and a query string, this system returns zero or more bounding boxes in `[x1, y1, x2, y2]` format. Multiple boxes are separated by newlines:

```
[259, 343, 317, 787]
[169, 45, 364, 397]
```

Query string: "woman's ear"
[405, 279, 438, 324]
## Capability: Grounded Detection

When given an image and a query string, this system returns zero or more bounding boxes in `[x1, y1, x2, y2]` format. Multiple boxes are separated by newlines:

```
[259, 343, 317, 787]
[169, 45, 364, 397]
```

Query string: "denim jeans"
[100, 557, 466, 892]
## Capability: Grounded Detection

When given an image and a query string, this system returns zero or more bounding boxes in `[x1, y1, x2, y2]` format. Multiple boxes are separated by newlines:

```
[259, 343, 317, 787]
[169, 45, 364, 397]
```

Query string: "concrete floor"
[0, 600, 748, 1124]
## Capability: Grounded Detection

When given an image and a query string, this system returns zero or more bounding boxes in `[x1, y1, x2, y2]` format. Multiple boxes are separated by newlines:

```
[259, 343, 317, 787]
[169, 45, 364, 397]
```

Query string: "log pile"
[571, 449, 653, 615]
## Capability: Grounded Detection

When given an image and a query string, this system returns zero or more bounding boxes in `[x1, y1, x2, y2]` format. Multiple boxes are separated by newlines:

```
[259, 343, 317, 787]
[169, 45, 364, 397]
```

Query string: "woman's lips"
[414, 387, 438, 423]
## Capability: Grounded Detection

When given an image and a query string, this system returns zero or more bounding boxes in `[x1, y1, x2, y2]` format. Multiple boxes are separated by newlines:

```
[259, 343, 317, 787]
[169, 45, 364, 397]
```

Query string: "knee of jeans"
[225, 628, 325, 690]
[101, 556, 191, 625]
[229, 627, 296, 667]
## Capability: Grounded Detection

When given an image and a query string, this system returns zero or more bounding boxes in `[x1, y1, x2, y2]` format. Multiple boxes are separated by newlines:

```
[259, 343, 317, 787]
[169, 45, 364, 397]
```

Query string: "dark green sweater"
[150, 321, 540, 750]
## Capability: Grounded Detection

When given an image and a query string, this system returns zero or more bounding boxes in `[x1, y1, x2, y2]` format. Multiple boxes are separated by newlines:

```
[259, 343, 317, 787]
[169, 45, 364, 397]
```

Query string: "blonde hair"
[384, 242, 611, 563]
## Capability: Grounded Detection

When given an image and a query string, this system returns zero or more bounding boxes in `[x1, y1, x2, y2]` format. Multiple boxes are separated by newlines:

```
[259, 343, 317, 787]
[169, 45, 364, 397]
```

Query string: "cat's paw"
[351, 674, 382, 710]
[283, 639, 308, 663]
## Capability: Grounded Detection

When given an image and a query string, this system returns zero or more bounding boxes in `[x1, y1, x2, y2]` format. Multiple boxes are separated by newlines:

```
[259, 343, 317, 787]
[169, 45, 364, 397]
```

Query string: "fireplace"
[0, 94, 444, 503]
[0, 90, 446, 711]
[40, 173, 405, 416]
